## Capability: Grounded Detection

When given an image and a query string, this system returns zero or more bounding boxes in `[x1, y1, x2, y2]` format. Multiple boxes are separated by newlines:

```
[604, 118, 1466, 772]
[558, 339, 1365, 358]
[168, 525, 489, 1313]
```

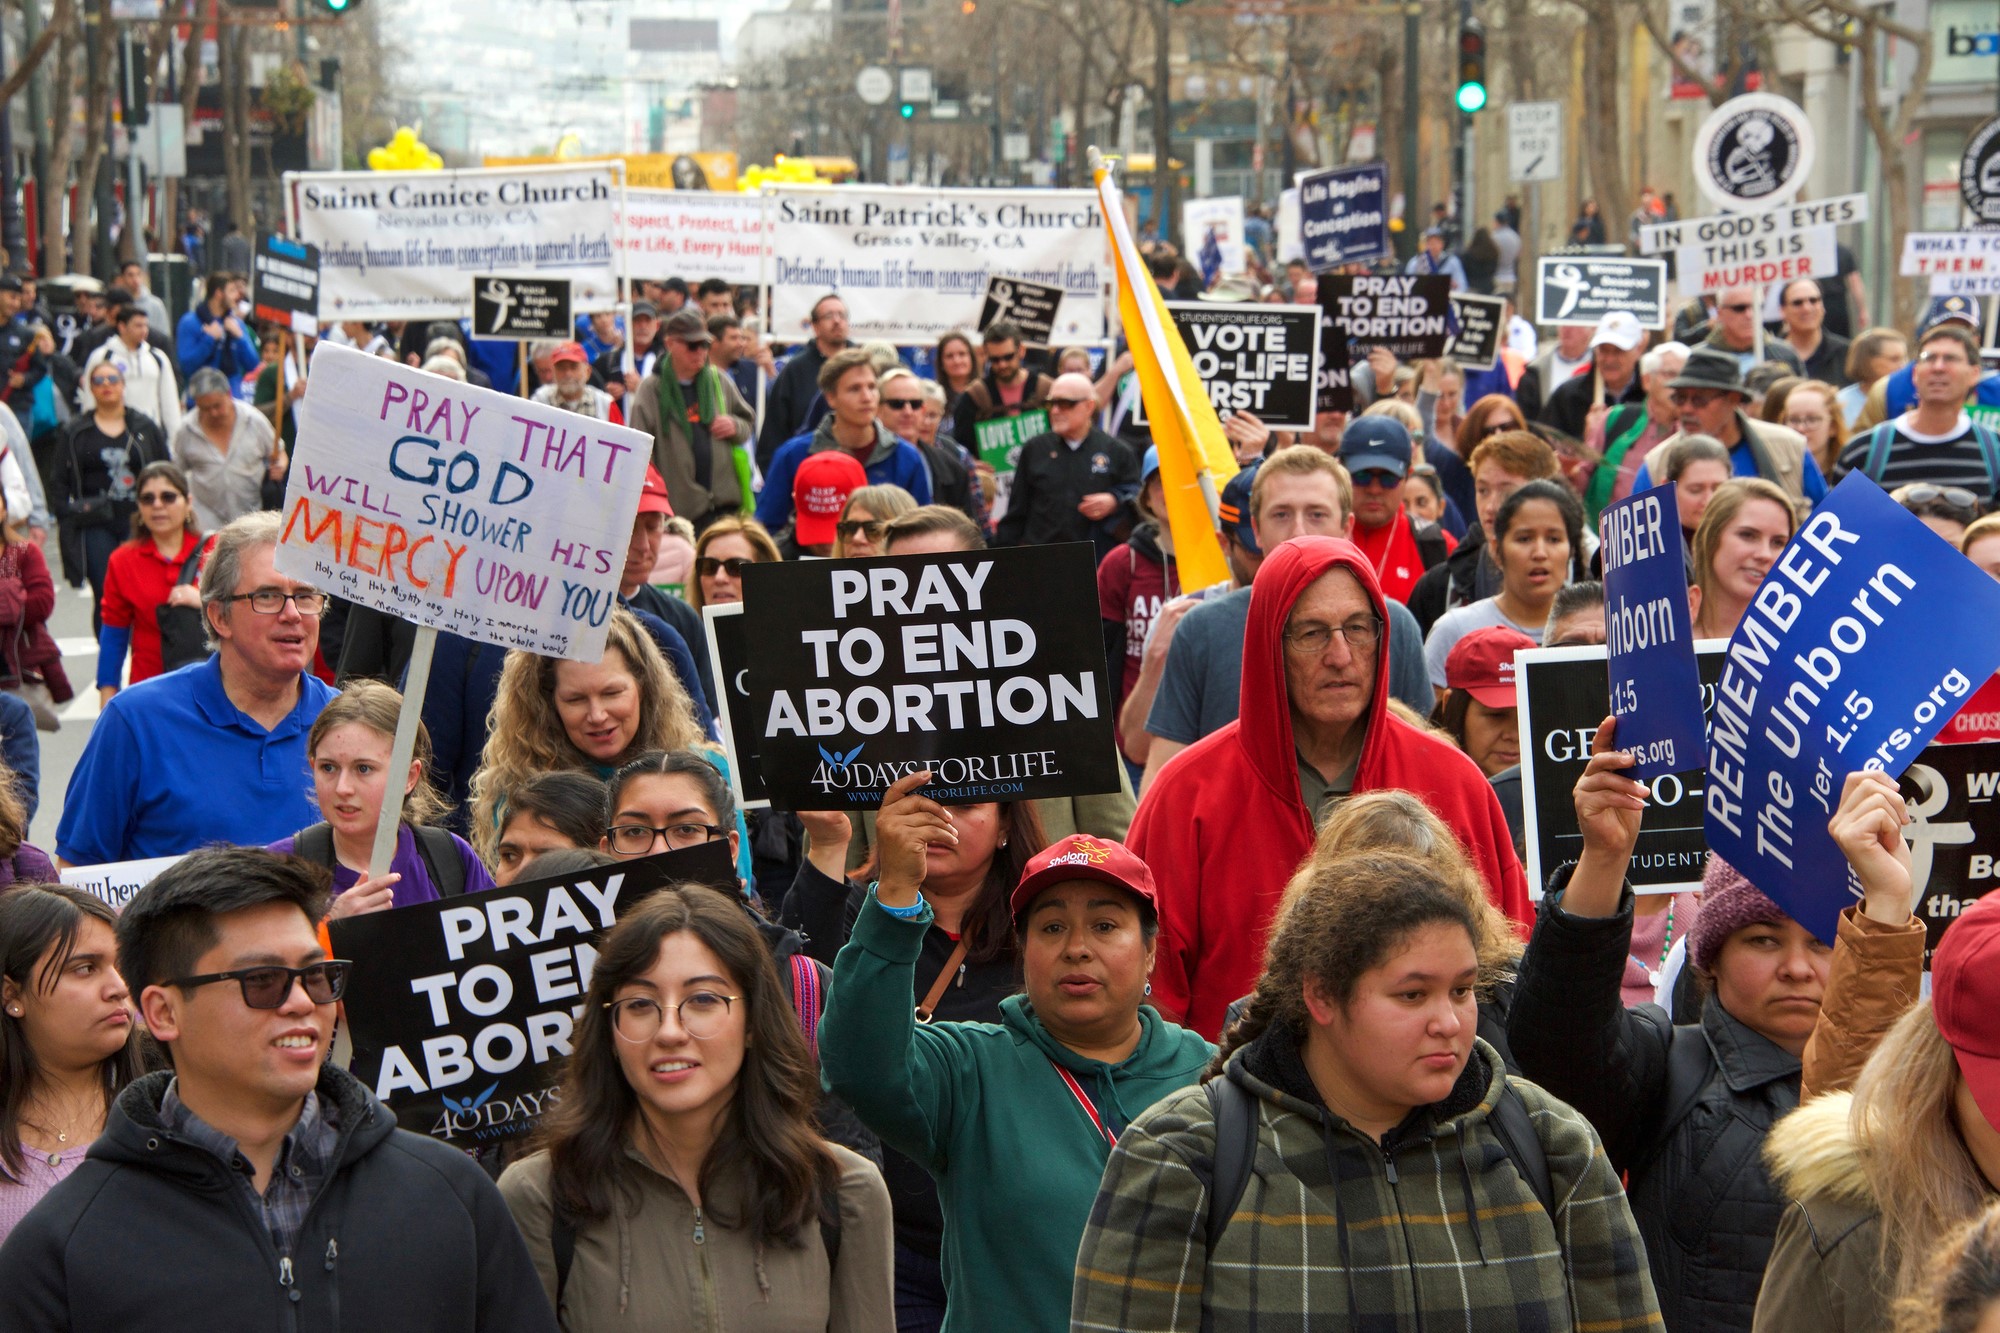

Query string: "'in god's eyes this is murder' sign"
[739, 544, 1118, 810]
[276, 342, 652, 660]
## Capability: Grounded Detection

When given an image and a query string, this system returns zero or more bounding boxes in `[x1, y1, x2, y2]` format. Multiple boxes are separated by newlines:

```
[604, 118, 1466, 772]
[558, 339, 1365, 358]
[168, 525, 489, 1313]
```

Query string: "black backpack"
[1200, 1074, 1554, 1253]
[290, 822, 467, 899]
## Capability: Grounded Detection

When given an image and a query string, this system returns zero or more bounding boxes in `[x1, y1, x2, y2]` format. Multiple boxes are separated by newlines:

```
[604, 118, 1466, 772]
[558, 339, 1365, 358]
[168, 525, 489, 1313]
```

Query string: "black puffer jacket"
[1509, 871, 1801, 1332]
[0, 1065, 556, 1331]
[1407, 521, 1498, 636]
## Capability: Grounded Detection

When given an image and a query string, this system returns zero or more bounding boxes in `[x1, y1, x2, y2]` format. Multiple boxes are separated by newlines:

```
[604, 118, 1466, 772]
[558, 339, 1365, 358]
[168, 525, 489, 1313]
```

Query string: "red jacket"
[1127, 535, 1532, 1038]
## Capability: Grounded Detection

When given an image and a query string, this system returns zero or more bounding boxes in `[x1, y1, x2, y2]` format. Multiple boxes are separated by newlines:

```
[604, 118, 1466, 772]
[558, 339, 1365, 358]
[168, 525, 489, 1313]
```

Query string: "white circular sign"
[1692, 93, 1815, 213]
[856, 66, 893, 106]
[1961, 115, 2000, 225]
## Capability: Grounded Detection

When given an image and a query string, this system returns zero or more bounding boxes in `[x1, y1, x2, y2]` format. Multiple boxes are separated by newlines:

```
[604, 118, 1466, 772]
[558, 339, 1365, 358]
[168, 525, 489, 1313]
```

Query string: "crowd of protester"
[0, 243, 1996, 1333]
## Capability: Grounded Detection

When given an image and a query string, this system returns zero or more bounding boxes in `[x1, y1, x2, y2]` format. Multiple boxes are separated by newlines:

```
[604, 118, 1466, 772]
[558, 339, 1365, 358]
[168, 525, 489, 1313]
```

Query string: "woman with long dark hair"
[1423, 479, 1585, 695]
[498, 884, 893, 1329]
[0, 885, 144, 1242]
[783, 797, 1046, 1333]
[96, 460, 208, 705]
[1072, 850, 1658, 1328]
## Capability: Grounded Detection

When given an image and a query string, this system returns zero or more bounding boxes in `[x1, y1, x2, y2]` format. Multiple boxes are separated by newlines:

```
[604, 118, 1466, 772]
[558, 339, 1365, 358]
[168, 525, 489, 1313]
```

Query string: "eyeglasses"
[1283, 617, 1383, 655]
[165, 960, 351, 1009]
[137, 490, 183, 506]
[1672, 389, 1727, 408]
[606, 820, 727, 857]
[696, 556, 755, 578]
[89, 374, 122, 386]
[1350, 469, 1402, 490]
[226, 589, 328, 616]
[1719, 303, 1755, 313]
[1046, 396, 1090, 410]
[606, 992, 738, 1042]
[837, 519, 886, 541]
[1917, 351, 1972, 368]
[882, 397, 924, 411]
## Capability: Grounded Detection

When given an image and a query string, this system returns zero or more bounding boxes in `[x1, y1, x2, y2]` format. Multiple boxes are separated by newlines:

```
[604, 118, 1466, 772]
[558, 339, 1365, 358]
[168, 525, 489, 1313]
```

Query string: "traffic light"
[1456, 17, 1488, 113]
[317, 0, 358, 13]
[899, 102, 916, 120]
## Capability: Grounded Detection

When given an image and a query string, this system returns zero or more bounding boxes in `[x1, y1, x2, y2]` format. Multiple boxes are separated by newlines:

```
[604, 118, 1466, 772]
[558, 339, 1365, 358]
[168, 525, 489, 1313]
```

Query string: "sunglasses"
[882, 397, 924, 411]
[164, 960, 352, 1009]
[697, 556, 756, 578]
[89, 374, 122, 386]
[137, 490, 183, 506]
[1902, 484, 1981, 514]
[987, 349, 1020, 363]
[837, 519, 886, 540]
[1046, 397, 1091, 410]
[1719, 303, 1755, 313]
[1783, 295, 1823, 307]
[1350, 469, 1403, 489]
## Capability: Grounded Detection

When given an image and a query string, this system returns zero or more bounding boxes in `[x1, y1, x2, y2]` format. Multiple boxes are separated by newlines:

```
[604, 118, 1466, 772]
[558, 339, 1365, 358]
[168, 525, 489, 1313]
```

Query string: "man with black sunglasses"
[957, 319, 1052, 429]
[0, 846, 556, 1331]
[1698, 282, 1803, 378]
[993, 372, 1139, 559]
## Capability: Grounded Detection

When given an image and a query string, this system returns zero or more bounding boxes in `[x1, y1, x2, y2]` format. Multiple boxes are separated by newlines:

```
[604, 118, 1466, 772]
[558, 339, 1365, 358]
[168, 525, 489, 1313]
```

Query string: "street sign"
[1963, 115, 2000, 226]
[1002, 132, 1031, 163]
[1507, 101, 1562, 184]
[471, 276, 573, 341]
[1693, 92, 1815, 213]
[899, 66, 934, 105]
[856, 66, 893, 105]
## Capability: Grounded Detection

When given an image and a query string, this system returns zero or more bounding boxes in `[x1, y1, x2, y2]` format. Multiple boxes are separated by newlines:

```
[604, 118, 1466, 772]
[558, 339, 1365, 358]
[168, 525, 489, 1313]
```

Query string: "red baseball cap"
[1444, 626, 1537, 710]
[551, 341, 589, 365]
[638, 465, 673, 517]
[1008, 834, 1160, 923]
[792, 451, 868, 547]
[1933, 890, 2000, 1134]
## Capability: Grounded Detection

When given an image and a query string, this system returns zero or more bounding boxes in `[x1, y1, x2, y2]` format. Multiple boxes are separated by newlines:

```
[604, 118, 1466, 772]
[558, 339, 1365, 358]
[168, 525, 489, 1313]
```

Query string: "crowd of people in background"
[0, 215, 1997, 1333]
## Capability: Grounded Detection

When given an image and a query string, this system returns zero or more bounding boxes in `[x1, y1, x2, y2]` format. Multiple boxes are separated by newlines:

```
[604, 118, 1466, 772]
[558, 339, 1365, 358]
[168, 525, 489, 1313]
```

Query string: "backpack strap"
[1490, 1081, 1556, 1219]
[1972, 420, 2000, 501]
[788, 953, 823, 1061]
[412, 825, 467, 898]
[552, 1211, 576, 1309]
[293, 822, 337, 868]
[1626, 1022, 1716, 1182]
[1862, 421, 1898, 484]
[1202, 1077, 1257, 1256]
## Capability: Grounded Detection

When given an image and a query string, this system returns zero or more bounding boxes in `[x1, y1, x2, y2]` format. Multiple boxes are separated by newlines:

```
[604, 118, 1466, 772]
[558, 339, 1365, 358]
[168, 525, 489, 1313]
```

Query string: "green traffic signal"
[899, 103, 916, 119]
[1456, 16, 1487, 115]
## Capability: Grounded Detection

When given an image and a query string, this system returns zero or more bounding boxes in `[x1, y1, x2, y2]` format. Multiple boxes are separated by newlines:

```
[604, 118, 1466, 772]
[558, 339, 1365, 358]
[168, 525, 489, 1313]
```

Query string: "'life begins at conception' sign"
[739, 545, 1117, 809]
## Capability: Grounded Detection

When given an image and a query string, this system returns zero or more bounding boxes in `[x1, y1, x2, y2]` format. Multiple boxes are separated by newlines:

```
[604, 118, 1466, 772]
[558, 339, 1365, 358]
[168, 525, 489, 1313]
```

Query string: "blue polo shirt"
[56, 657, 335, 865]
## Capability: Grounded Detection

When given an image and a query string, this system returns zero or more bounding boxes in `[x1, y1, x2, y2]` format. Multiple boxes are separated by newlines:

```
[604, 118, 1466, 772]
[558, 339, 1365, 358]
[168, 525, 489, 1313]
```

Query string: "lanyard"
[1050, 1060, 1117, 1148]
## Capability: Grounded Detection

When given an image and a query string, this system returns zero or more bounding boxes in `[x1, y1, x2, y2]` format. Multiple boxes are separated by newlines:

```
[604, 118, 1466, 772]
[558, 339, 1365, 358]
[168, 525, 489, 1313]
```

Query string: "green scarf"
[658, 367, 753, 501]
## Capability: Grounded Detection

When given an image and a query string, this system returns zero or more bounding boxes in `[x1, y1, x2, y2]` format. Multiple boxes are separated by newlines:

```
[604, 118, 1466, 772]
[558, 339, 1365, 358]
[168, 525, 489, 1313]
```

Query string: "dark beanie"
[1689, 854, 1795, 971]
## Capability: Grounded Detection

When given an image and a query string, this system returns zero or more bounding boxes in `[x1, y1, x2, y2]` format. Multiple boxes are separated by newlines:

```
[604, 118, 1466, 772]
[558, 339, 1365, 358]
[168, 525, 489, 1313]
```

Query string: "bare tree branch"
[0, 0, 76, 108]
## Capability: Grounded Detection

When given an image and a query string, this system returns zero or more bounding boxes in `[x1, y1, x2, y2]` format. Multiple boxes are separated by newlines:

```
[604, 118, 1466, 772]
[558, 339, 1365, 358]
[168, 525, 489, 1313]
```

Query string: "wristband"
[874, 886, 929, 920]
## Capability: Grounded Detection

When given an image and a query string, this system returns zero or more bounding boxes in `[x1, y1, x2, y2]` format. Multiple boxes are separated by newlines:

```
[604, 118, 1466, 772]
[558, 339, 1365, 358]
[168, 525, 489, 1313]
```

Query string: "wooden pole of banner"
[1985, 297, 2000, 354]
[367, 625, 439, 881]
[518, 342, 529, 400]
[275, 329, 290, 443]
[1751, 284, 1765, 362]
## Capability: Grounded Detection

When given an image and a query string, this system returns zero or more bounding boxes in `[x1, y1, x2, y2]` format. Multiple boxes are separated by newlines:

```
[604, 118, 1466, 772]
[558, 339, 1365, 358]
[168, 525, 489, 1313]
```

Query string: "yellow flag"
[1091, 158, 1238, 592]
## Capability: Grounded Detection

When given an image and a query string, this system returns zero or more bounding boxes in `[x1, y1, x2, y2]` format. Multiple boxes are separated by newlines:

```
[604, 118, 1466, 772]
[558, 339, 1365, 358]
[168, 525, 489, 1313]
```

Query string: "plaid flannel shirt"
[163, 1080, 339, 1259]
[1071, 1038, 1663, 1333]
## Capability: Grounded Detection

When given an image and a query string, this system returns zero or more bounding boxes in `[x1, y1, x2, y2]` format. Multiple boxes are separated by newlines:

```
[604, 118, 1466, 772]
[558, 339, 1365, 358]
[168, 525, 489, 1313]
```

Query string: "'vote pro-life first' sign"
[330, 844, 735, 1145]
[1601, 485, 1706, 782]
[1517, 642, 1729, 897]
[738, 544, 1119, 811]
[1297, 163, 1390, 271]
[275, 343, 652, 661]
[1704, 474, 2000, 947]
[1131, 302, 1320, 432]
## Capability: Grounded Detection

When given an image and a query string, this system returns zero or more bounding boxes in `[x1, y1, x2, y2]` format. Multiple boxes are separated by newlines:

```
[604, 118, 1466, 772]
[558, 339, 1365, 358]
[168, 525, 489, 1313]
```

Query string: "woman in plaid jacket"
[1070, 850, 1662, 1333]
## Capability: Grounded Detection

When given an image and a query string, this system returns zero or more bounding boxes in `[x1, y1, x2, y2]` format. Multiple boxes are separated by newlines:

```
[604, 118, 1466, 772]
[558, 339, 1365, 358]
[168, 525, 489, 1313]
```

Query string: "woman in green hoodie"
[1071, 849, 1663, 1332]
[820, 770, 1212, 1333]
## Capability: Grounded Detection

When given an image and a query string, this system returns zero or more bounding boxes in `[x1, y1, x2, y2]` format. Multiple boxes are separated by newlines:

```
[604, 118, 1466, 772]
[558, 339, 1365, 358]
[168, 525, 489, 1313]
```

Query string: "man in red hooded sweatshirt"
[1128, 534, 1533, 1038]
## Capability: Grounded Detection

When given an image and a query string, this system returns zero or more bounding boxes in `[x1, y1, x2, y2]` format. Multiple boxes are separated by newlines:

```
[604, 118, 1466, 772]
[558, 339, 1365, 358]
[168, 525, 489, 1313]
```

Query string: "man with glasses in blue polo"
[0, 845, 556, 1331]
[55, 510, 338, 867]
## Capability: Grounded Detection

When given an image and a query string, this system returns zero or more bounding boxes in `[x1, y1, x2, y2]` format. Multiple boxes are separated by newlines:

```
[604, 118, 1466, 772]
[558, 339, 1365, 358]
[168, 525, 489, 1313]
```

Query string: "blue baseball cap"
[1218, 461, 1261, 555]
[1338, 416, 1411, 479]
[1141, 446, 1160, 484]
[1922, 294, 1983, 336]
